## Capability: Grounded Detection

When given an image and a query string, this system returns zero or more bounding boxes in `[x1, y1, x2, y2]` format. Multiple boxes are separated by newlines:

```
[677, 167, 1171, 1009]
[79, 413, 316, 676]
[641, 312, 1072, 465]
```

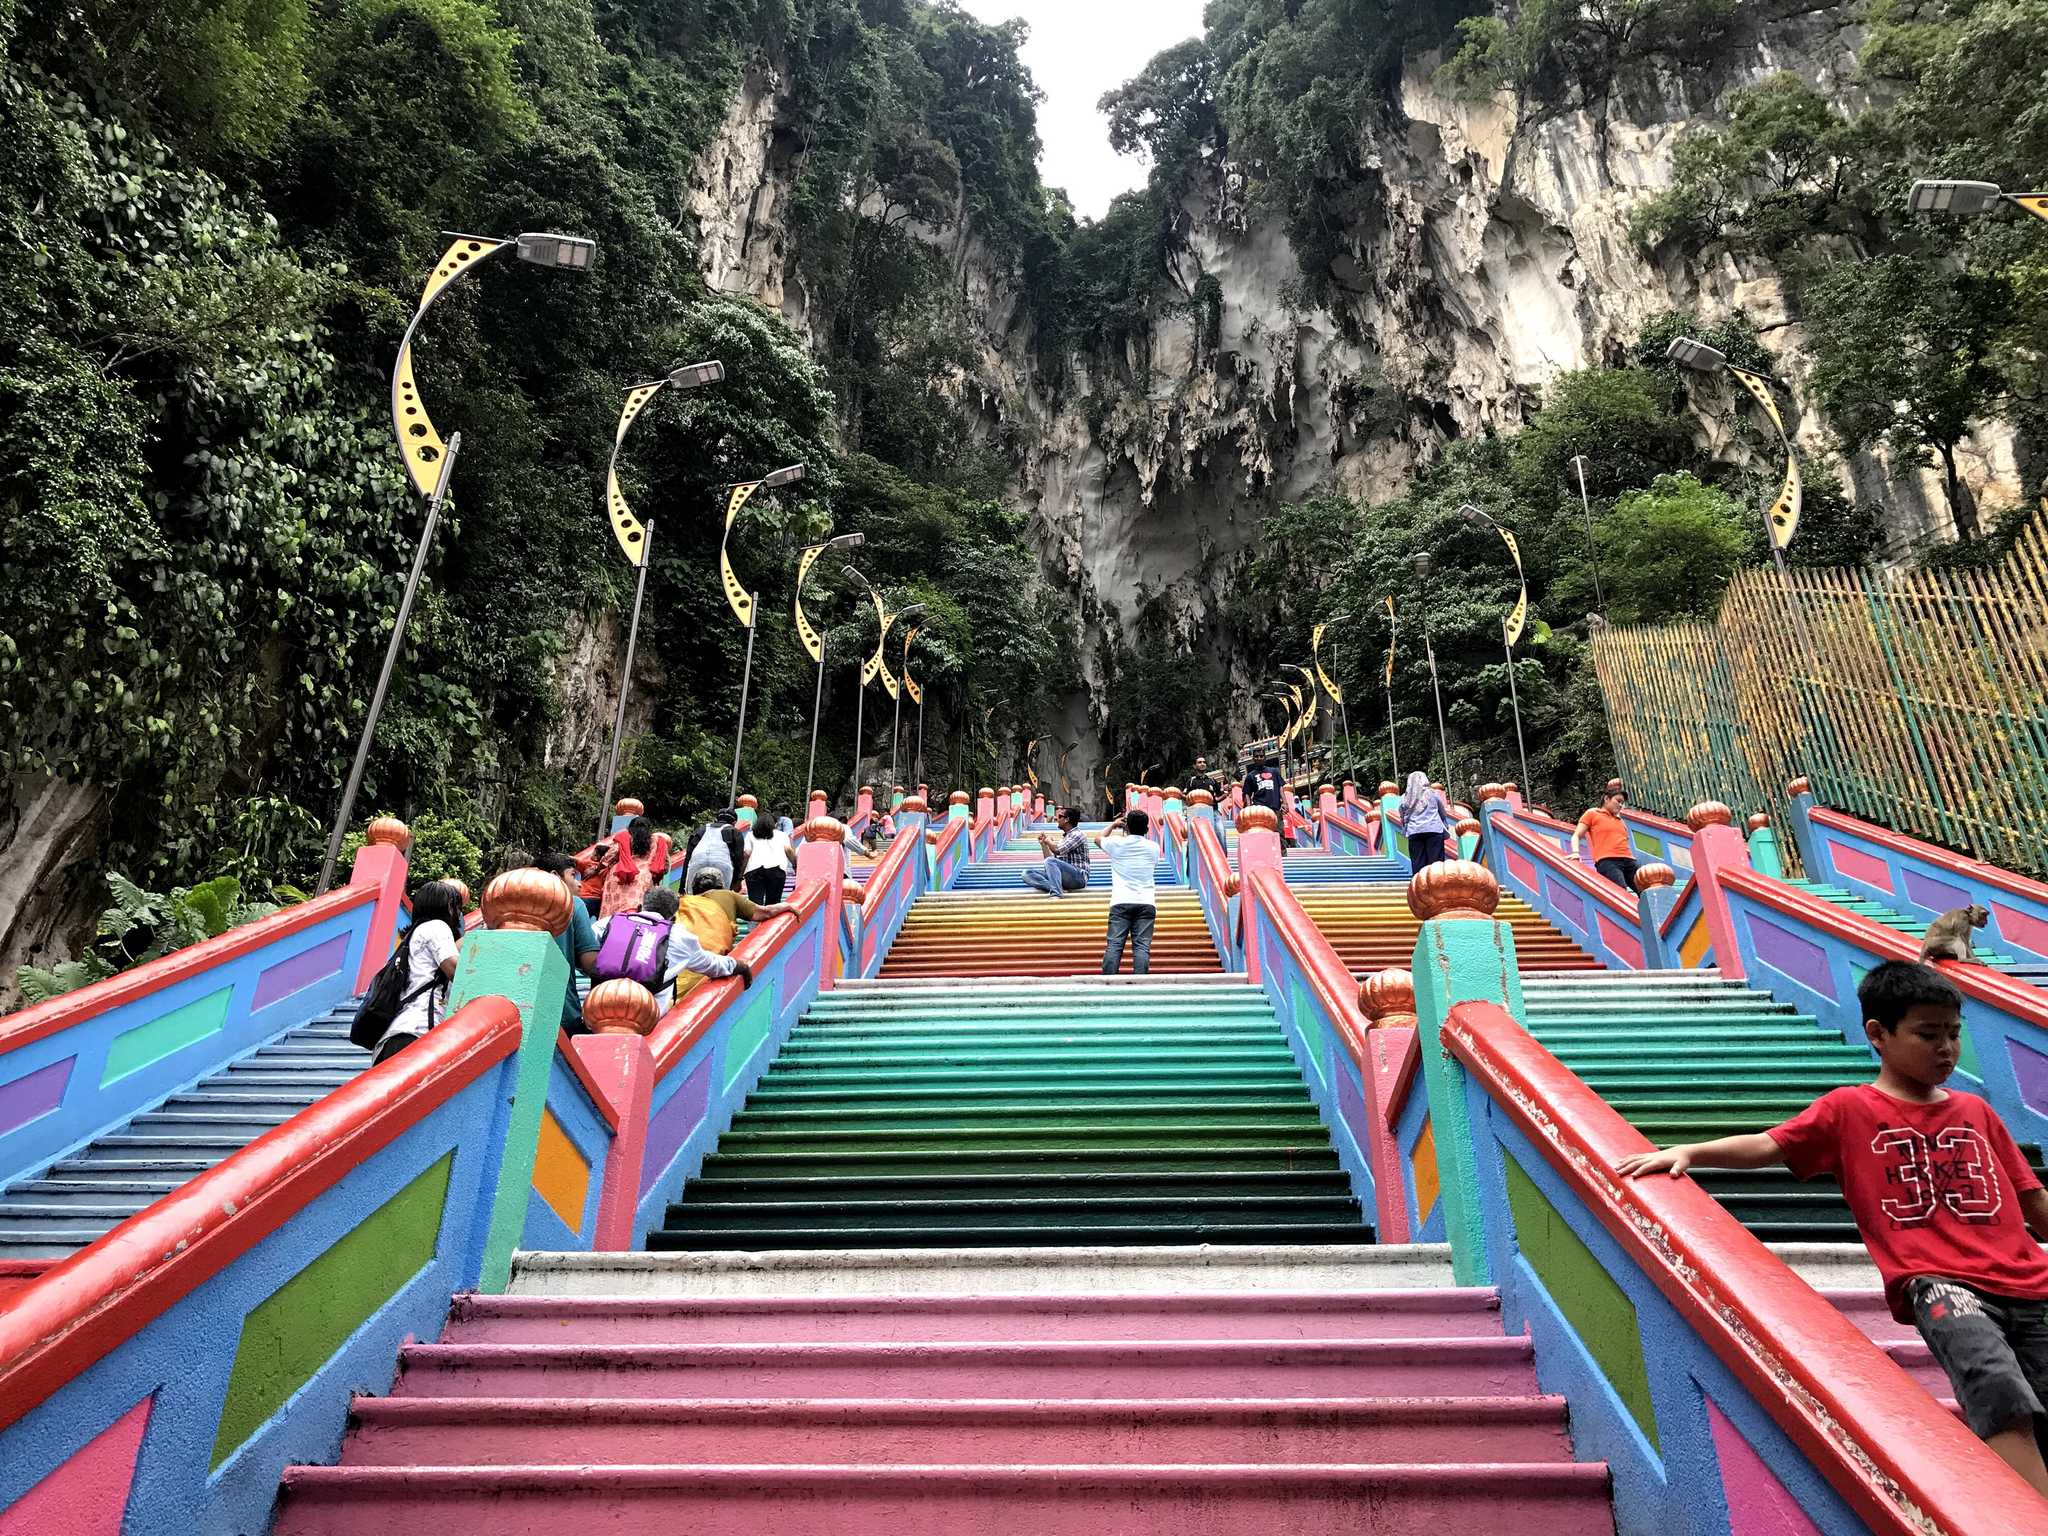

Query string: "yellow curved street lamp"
[722, 463, 806, 804]
[797, 532, 866, 800]
[1665, 335, 1802, 558]
[1458, 503, 1532, 794]
[318, 229, 596, 893]
[595, 360, 726, 833]
[841, 564, 891, 784]
[1907, 179, 2048, 222]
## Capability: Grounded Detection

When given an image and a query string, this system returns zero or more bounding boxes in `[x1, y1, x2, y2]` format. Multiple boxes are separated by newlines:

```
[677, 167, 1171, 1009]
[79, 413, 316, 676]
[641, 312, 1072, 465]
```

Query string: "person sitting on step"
[1021, 805, 1090, 898]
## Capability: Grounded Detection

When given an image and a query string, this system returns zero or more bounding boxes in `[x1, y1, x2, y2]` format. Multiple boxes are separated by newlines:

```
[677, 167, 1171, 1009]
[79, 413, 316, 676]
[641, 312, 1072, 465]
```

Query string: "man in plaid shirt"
[1021, 806, 1091, 898]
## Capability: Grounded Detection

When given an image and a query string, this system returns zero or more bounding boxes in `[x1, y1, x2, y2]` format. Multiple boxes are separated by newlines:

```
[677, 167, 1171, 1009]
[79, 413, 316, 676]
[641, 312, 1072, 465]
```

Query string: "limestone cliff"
[680, 12, 2018, 785]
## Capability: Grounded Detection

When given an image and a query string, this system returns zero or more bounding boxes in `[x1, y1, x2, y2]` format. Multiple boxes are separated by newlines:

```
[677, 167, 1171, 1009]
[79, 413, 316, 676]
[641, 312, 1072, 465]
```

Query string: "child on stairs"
[1619, 960, 2048, 1499]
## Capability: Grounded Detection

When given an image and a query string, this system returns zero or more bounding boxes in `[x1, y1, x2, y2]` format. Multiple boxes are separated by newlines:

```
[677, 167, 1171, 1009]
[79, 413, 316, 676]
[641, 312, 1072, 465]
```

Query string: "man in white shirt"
[1101, 808, 1159, 975]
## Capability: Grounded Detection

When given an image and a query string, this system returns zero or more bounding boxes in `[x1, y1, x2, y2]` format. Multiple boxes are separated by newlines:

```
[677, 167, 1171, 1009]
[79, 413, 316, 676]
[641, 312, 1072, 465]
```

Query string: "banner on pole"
[720, 481, 761, 625]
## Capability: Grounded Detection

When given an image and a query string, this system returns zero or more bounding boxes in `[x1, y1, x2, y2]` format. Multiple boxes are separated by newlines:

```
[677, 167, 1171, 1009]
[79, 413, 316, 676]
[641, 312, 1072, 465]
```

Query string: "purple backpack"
[593, 911, 671, 988]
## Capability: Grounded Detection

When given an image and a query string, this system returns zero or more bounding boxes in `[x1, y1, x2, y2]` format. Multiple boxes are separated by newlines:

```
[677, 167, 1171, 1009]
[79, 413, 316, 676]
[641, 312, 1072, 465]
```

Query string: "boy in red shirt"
[1620, 960, 2048, 1497]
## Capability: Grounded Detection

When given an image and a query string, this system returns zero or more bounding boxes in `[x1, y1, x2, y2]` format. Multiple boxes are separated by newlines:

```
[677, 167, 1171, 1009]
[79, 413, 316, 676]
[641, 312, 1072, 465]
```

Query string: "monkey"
[1919, 904, 1990, 964]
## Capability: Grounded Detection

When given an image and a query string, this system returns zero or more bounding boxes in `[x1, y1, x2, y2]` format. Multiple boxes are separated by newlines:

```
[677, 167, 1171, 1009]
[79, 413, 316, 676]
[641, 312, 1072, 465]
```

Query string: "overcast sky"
[957, 0, 1208, 221]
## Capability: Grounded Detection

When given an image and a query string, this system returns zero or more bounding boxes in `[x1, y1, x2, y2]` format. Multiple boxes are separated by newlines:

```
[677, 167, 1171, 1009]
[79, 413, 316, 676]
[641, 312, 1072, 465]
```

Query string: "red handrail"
[1190, 816, 1234, 910]
[650, 882, 825, 1077]
[860, 821, 922, 925]
[0, 883, 377, 1054]
[1810, 805, 2048, 906]
[1245, 868, 1371, 1070]
[1324, 807, 1377, 848]
[0, 994, 523, 1431]
[1443, 998, 2044, 1535]
[1722, 865, 2048, 1024]
[1493, 813, 1638, 922]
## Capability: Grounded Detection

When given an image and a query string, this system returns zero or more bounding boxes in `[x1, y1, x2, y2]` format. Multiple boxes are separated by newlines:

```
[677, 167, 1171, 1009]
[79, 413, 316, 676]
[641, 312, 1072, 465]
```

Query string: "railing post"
[571, 1023, 654, 1251]
[797, 817, 849, 992]
[346, 818, 413, 993]
[1783, 775, 1825, 877]
[456, 873, 574, 1293]
[1237, 809, 1283, 983]
[1636, 865, 1679, 968]
[1317, 783, 1338, 850]
[1686, 805, 1751, 982]
[855, 783, 875, 832]
[1747, 813, 1786, 878]
[1409, 864, 1522, 1287]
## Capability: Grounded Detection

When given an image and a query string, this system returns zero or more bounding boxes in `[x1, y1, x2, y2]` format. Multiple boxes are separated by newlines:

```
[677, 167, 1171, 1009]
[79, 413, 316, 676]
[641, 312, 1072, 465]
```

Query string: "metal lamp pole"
[594, 360, 727, 838]
[888, 605, 926, 789]
[841, 564, 888, 793]
[722, 462, 807, 806]
[1382, 597, 1400, 781]
[796, 532, 865, 802]
[1568, 455, 1607, 617]
[1411, 552, 1453, 788]
[319, 229, 597, 894]
[1458, 502, 1531, 794]
[1321, 613, 1358, 776]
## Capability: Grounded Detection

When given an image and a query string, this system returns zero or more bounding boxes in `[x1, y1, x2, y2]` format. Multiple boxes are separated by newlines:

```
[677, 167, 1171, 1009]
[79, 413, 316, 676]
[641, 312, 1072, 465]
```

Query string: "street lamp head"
[821, 532, 864, 554]
[1411, 552, 1431, 577]
[897, 603, 928, 622]
[1328, 612, 1354, 624]
[762, 463, 806, 489]
[666, 359, 724, 389]
[1664, 335, 1728, 374]
[1907, 178, 2003, 216]
[1456, 503, 1488, 526]
[513, 232, 597, 271]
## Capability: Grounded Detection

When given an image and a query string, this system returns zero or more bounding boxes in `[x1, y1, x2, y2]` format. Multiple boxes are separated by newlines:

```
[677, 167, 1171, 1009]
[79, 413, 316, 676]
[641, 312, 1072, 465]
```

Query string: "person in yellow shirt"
[1570, 784, 1639, 891]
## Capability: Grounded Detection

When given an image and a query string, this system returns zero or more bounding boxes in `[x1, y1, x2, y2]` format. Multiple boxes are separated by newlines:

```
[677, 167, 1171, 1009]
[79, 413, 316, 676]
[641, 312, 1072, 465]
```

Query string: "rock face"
[682, 15, 2010, 783]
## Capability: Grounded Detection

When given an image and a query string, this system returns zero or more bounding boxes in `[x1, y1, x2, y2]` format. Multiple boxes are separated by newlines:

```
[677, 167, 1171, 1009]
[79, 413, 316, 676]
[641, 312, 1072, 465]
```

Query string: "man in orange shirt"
[1570, 783, 1639, 891]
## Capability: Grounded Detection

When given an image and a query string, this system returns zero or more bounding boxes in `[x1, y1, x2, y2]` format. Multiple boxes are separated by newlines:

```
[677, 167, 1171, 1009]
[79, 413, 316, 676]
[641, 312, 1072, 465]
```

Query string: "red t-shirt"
[1770, 1085, 2048, 1322]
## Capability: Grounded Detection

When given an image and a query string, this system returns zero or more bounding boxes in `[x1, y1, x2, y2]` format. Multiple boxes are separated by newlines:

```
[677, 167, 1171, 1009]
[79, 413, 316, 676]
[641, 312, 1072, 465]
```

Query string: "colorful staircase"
[1786, 876, 2048, 988]
[652, 977, 1370, 1248]
[276, 1247, 1614, 1535]
[880, 890, 1218, 976]
[0, 995, 364, 1260]
[1295, 884, 1601, 975]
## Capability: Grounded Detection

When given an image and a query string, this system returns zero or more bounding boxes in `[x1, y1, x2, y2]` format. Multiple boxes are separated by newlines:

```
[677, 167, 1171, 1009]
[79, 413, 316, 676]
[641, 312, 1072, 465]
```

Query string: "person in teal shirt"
[535, 852, 600, 1032]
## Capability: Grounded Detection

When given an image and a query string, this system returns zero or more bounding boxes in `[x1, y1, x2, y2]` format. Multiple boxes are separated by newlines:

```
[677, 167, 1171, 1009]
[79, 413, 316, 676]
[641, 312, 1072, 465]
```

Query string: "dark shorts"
[1910, 1277, 2048, 1444]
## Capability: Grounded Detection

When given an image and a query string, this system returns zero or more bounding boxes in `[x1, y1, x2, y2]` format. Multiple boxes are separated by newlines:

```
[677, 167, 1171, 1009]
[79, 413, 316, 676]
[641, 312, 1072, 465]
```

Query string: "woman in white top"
[375, 880, 464, 1064]
[744, 812, 796, 906]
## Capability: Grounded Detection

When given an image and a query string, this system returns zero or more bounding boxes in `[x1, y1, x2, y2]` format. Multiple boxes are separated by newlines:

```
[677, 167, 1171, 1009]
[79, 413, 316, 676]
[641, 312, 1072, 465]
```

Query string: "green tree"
[1596, 473, 1751, 622]
[1802, 255, 2008, 539]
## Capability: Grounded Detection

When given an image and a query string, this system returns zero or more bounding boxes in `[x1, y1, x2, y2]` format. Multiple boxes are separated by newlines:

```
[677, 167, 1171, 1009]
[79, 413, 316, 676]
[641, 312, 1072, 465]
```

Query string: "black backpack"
[349, 927, 446, 1050]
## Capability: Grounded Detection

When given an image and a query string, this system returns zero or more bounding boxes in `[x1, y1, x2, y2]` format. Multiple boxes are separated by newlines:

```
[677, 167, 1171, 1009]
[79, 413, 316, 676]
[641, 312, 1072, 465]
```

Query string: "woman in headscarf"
[1397, 769, 1456, 873]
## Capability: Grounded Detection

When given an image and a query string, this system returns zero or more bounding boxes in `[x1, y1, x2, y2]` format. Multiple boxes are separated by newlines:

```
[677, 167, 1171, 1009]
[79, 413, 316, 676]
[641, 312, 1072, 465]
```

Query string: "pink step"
[443, 1289, 1505, 1345]
[394, 1337, 1538, 1401]
[276, 1461, 1613, 1536]
[341, 1393, 1573, 1466]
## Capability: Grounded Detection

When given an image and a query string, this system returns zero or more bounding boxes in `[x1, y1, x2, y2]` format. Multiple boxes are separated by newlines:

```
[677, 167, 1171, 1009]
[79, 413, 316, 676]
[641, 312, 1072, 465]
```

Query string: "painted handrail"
[1188, 815, 1238, 971]
[930, 815, 969, 891]
[854, 813, 925, 977]
[1442, 996, 2043, 1536]
[0, 861, 399, 1188]
[1241, 866, 1402, 1236]
[0, 992, 522, 1429]
[1487, 809, 1654, 970]
[1796, 798, 2048, 965]
[1324, 807, 1377, 856]
[650, 884, 823, 1076]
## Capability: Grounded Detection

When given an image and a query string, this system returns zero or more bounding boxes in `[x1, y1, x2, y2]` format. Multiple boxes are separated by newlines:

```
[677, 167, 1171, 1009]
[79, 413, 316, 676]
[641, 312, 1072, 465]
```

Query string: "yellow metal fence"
[1591, 515, 2048, 878]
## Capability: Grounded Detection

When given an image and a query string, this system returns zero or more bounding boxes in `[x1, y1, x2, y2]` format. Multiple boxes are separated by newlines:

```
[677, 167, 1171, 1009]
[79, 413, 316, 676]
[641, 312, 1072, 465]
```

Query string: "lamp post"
[591, 360, 727, 838]
[721, 462, 806, 805]
[1410, 552, 1453, 789]
[1315, 615, 1357, 774]
[840, 563, 895, 793]
[318, 229, 596, 894]
[888, 604, 927, 789]
[1664, 337, 1803, 568]
[1567, 455, 1607, 618]
[1458, 503, 1532, 795]
[1906, 179, 2048, 222]
[796, 532, 866, 802]
[1381, 595, 1400, 781]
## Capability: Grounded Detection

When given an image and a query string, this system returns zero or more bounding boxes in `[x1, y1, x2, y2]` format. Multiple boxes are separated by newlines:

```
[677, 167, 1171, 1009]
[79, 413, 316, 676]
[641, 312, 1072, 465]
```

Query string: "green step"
[665, 1194, 1364, 1230]
[716, 1125, 1335, 1153]
[648, 1220, 1373, 1250]
[686, 1170, 1354, 1200]
[731, 1103, 1326, 1132]
[700, 1147, 1344, 1178]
